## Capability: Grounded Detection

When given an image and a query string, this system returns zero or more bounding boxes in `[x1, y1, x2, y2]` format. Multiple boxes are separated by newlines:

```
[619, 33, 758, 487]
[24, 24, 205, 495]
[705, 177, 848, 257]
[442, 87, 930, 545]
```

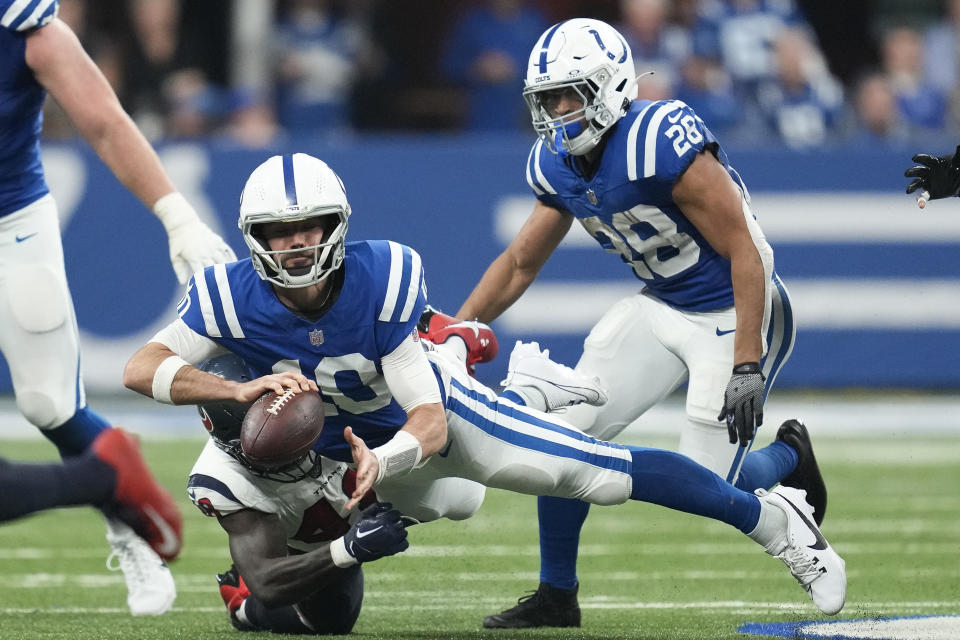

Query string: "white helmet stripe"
[213, 264, 245, 339]
[281, 154, 298, 208]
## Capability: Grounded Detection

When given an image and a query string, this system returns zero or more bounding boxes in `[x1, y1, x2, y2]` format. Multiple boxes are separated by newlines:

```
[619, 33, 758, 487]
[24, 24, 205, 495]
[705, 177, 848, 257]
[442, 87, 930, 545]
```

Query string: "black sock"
[242, 597, 313, 634]
[0, 454, 116, 523]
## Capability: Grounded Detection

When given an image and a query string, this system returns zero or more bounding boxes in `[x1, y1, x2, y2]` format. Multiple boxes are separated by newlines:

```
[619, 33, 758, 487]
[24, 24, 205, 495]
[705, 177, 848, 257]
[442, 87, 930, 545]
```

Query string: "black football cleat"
[482, 582, 581, 629]
[776, 419, 827, 525]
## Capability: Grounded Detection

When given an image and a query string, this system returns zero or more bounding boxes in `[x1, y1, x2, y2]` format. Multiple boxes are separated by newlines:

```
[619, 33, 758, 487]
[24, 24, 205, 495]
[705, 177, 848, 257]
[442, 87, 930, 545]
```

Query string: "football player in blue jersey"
[0, 0, 234, 615]
[905, 145, 960, 208]
[454, 18, 829, 628]
[124, 152, 846, 619]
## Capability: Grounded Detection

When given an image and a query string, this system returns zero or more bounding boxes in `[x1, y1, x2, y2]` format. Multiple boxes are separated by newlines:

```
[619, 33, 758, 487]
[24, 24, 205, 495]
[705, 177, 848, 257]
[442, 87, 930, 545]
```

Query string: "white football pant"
[558, 277, 794, 484]
[0, 195, 87, 430]
[375, 349, 633, 523]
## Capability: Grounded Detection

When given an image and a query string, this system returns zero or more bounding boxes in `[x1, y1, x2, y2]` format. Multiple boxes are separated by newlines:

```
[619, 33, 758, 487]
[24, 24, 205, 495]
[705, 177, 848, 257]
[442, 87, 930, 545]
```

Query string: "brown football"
[240, 389, 325, 470]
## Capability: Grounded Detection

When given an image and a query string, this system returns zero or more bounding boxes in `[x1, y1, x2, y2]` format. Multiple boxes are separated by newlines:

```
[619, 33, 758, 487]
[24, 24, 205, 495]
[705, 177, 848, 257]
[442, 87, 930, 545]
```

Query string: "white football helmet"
[238, 153, 351, 288]
[523, 18, 637, 157]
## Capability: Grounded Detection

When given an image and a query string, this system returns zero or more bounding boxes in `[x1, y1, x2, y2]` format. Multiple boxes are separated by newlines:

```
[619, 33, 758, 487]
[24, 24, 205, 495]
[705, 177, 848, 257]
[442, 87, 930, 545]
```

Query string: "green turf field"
[0, 435, 958, 640]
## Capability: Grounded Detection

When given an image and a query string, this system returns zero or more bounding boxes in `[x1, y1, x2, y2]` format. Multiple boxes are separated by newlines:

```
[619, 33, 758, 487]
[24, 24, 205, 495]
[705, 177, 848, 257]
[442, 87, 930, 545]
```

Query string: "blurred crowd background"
[42, 0, 960, 152]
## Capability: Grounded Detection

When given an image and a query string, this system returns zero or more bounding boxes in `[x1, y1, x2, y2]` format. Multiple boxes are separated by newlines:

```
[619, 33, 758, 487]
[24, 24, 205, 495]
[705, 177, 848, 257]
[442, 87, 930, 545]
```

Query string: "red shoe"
[217, 566, 253, 630]
[417, 305, 499, 371]
[92, 428, 183, 562]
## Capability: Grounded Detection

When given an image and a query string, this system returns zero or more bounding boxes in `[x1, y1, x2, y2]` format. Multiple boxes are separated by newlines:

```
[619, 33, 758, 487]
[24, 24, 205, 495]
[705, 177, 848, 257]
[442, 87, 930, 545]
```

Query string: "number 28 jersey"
[526, 99, 750, 312]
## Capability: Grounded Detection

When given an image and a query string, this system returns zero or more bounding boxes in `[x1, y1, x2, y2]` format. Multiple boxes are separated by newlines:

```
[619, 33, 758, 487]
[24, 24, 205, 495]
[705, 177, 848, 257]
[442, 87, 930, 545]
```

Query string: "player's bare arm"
[672, 151, 765, 364]
[123, 342, 316, 404]
[343, 401, 447, 508]
[218, 509, 344, 608]
[458, 200, 573, 323]
[25, 19, 177, 209]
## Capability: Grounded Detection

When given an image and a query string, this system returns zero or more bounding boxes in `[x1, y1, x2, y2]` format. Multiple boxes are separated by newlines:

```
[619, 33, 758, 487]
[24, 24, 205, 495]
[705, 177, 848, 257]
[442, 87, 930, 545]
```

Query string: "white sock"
[747, 497, 788, 554]
[504, 385, 548, 412]
[236, 598, 253, 628]
[435, 336, 468, 363]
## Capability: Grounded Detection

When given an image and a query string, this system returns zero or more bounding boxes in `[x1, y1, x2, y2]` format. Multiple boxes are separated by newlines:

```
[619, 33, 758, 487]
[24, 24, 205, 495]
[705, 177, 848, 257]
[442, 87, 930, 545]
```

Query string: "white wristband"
[371, 430, 423, 485]
[152, 192, 199, 233]
[151, 355, 190, 405]
[329, 536, 358, 568]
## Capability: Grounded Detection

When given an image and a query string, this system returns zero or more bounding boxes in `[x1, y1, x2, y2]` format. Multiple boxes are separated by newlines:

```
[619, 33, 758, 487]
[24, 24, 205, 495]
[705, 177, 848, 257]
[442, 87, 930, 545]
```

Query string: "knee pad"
[7, 265, 69, 333]
[441, 482, 485, 521]
[16, 390, 63, 429]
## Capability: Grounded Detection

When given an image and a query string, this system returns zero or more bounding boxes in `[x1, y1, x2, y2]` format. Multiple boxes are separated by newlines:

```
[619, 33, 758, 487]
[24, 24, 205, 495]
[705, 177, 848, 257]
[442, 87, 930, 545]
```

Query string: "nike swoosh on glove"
[342, 502, 409, 563]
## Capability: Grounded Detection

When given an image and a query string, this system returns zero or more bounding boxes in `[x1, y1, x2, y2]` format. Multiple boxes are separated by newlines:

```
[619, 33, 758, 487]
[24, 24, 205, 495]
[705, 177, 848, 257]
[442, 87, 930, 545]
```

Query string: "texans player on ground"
[454, 18, 828, 628]
[123, 153, 845, 617]
[188, 354, 409, 634]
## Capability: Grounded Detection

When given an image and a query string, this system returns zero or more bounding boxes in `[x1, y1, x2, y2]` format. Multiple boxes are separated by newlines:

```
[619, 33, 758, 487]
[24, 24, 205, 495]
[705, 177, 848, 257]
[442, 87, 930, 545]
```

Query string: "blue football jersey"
[178, 240, 428, 462]
[526, 99, 750, 311]
[0, 0, 58, 217]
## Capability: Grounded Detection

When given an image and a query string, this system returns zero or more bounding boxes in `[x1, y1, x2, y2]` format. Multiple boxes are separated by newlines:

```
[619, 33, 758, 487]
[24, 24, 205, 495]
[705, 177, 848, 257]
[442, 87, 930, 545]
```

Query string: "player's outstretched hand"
[344, 427, 379, 510]
[905, 145, 960, 202]
[718, 362, 766, 447]
[340, 502, 409, 563]
[232, 372, 318, 404]
[153, 192, 237, 283]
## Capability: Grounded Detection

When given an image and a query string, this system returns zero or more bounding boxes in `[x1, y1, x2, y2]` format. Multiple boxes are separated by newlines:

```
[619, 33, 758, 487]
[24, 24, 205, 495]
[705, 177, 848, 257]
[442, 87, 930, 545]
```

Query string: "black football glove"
[905, 145, 960, 200]
[718, 362, 766, 447]
[341, 502, 409, 564]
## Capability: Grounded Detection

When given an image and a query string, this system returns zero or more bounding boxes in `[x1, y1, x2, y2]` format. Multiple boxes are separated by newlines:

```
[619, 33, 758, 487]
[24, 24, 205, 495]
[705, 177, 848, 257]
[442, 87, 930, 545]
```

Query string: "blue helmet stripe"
[281, 154, 298, 208]
[537, 21, 567, 74]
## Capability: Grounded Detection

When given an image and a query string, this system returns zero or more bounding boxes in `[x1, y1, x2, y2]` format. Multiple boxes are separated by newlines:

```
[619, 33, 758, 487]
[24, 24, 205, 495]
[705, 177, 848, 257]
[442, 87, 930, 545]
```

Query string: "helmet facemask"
[524, 65, 628, 157]
[217, 441, 324, 483]
[242, 204, 350, 289]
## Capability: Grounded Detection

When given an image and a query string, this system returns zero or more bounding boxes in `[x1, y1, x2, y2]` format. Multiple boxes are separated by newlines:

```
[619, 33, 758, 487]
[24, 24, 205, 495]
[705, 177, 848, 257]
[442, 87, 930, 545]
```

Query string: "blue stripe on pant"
[725, 272, 796, 483]
[446, 377, 632, 476]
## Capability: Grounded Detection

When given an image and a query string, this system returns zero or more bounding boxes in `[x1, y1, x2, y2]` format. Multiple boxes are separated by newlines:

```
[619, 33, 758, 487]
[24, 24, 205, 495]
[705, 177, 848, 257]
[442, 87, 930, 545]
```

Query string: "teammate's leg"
[0, 453, 115, 522]
[485, 296, 686, 628]
[437, 364, 844, 617]
[0, 198, 176, 615]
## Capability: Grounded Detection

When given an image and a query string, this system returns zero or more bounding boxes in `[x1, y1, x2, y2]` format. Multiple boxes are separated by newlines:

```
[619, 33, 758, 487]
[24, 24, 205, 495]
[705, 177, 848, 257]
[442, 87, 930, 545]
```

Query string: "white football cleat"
[754, 486, 846, 615]
[501, 341, 608, 412]
[105, 519, 177, 616]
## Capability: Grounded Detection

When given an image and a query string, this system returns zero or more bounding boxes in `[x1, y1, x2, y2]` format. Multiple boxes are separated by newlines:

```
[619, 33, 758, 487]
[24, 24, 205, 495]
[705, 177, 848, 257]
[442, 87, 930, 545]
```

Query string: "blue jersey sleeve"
[1, 0, 59, 32]
[177, 267, 219, 339]
[627, 100, 717, 187]
[370, 241, 427, 355]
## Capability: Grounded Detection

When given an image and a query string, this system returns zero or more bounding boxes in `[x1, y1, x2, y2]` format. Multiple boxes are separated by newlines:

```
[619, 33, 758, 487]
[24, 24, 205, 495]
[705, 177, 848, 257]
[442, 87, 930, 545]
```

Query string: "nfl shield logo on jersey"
[586, 189, 598, 205]
[309, 329, 324, 346]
